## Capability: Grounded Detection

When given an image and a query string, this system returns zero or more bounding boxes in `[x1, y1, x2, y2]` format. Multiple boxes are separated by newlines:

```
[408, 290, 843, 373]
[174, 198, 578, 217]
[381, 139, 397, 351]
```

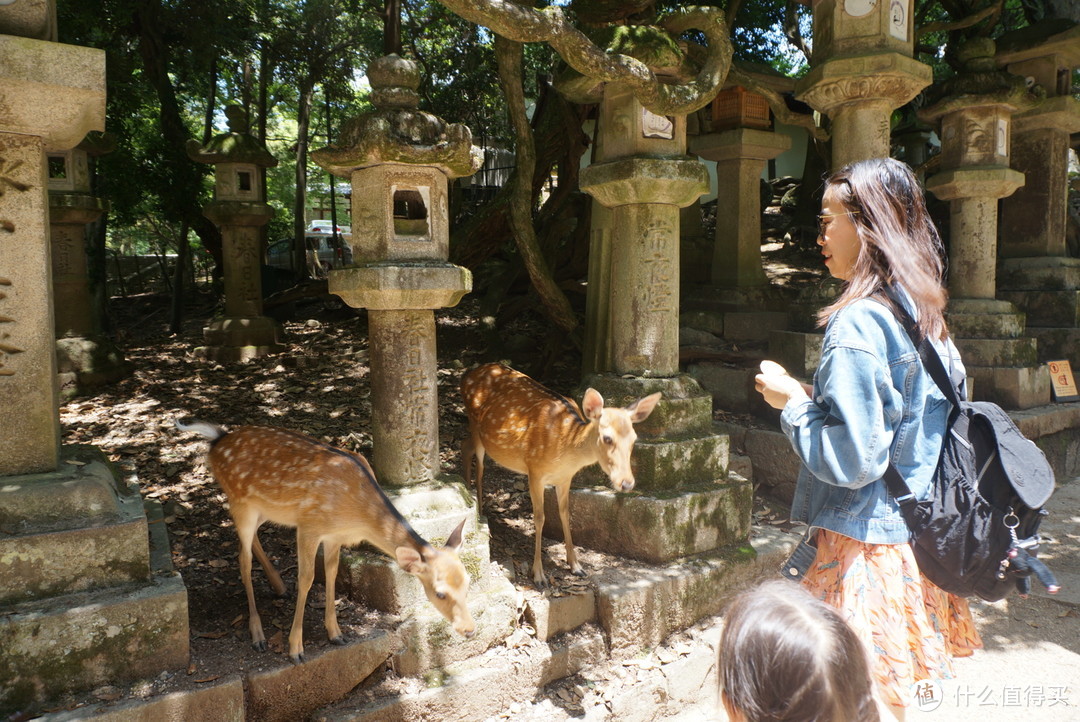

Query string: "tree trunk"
[293, 80, 315, 278]
[170, 221, 190, 334]
[202, 56, 218, 146]
[494, 35, 579, 337]
[132, 1, 222, 271]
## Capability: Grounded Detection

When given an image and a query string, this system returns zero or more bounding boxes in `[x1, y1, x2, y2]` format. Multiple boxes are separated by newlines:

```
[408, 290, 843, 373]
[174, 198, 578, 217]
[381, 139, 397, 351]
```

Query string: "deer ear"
[582, 388, 605, 421]
[626, 392, 662, 424]
[396, 546, 428, 575]
[445, 518, 467, 552]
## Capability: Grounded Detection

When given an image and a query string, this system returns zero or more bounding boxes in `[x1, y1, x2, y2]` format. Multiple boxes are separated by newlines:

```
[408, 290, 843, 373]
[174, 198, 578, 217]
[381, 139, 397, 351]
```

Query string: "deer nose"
[618, 479, 634, 492]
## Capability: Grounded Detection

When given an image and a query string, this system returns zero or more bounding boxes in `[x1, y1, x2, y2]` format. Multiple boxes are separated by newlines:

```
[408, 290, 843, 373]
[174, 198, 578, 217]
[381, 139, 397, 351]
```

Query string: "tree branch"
[917, 0, 1001, 39]
[783, 0, 812, 64]
[727, 65, 829, 142]
[433, 1, 732, 115]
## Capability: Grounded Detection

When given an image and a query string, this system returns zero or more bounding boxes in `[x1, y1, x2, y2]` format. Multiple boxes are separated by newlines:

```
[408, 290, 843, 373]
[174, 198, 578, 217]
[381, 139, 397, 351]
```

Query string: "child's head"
[718, 581, 881, 722]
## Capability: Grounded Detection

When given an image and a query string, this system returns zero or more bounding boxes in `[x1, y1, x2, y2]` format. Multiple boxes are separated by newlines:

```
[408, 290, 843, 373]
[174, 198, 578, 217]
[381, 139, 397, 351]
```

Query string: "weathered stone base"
[1029, 327, 1080, 364]
[337, 476, 517, 677]
[965, 364, 1051, 410]
[579, 373, 714, 437]
[55, 334, 130, 399]
[998, 288, 1080, 328]
[542, 477, 753, 565]
[196, 315, 284, 362]
[0, 451, 189, 717]
[767, 329, 823, 379]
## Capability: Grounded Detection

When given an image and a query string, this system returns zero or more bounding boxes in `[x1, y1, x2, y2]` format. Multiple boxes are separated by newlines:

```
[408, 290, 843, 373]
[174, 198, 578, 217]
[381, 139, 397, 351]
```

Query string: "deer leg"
[289, 530, 320, 664]
[232, 509, 267, 651]
[252, 533, 286, 596]
[528, 474, 548, 587]
[323, 540, 345, 645]
[555, 480, 584, 577]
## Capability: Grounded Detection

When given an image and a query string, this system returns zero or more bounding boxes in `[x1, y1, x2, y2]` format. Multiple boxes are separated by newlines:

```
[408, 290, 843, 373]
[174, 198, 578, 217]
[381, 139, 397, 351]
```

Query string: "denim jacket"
[780, 287, 964, 545]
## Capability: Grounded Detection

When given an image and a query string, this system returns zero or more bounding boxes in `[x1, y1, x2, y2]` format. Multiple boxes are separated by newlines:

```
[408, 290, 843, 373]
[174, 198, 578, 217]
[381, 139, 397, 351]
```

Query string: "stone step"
[767, 329, 823, 378]
[966, 364, 1051, 410]
[542, 476, 752, 565]
[317, 626, 607, 722]
[998, 256, 1080, 291]
[998, 289, 1080, 328]
[1028, 327, 1080, 363]
[954, 336, 1039, 367]
[0, 573, 189, 716]
[686, 360, 779, 418]
[0, 447, 154, 606]
[0, 445, 137, 534]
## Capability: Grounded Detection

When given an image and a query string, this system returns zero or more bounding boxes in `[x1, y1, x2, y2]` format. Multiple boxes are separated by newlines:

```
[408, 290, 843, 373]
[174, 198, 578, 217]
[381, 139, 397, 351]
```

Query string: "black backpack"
[884, 309, 1059, 603]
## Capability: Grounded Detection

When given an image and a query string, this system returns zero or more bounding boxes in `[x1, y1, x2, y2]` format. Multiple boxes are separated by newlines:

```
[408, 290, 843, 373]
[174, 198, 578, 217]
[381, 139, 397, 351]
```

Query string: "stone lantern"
[796, 0, 931, 168]
[187, 105, 283, 362]
[552, 26, 750, 574]
[0, 6, 187, 714]
[47, 131, 129, 397]
[919, 38, 1048, 409]
[312, 54, 515, 675]
[995, 23, 1080, 362]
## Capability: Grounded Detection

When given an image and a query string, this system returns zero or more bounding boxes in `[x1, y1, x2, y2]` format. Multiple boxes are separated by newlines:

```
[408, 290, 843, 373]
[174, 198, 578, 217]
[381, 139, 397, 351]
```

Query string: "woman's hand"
[755, 360, 810, 410]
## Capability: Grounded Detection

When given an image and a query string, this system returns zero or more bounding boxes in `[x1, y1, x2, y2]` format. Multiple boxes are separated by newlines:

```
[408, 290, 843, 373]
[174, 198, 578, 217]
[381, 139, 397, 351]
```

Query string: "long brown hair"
[817, 158, 948, 340]
[718, 581, 882, 722]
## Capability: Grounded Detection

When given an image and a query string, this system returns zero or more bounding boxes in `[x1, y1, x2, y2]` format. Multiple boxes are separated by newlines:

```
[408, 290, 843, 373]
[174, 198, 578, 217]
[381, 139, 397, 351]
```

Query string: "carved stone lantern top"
[185, 106, 278, 168]
[186, 106, 276, 204]
[48, 131, 116, 194]
[919, 39, 1042, 123]
[995, 20, 1080, 97]
[312, 54, 482, 180]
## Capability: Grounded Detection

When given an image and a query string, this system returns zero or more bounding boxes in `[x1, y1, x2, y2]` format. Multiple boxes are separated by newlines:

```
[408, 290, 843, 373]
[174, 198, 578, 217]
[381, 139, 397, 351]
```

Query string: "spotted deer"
[460, 363, 661, 587]
[175, 420, 475, 663]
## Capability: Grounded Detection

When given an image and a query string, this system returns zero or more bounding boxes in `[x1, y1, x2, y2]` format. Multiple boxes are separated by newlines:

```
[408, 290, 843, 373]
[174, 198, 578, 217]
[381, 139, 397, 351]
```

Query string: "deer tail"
[174, 419, 227, 441]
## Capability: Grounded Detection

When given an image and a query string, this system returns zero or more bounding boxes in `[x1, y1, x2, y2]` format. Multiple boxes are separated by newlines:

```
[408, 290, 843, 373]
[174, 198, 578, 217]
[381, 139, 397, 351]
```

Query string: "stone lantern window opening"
[392, 185, 430, 240]
[47, 155, 66, 180]
[215, 162, 260, 203]
[237, 169, 253, 193]
[46, 149, 88, 193]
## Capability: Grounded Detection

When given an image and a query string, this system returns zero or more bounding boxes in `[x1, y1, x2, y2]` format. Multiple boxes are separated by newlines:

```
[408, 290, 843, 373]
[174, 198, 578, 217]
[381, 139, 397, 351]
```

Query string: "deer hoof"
[330, 635, 347, 646]
[252, 640, 267, 652]
[571, 568, 587, 578]
[290, 652, 305, 665]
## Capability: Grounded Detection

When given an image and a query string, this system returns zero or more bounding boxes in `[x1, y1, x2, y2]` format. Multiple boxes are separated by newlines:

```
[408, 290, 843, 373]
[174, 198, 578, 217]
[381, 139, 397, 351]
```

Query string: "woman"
[755, 158, 982, 720]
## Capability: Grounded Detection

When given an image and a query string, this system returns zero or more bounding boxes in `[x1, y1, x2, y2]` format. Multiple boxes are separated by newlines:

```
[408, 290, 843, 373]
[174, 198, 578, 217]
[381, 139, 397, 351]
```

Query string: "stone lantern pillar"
[995, 24, 1080, 362]
[47, 132, 129, 397]
[795, 0, 931, 168]
[0, 5, 187, 716]
[550, 29, 751, 572]
[187, 105, 283, 362]
[312, 54, 515, 676]
[919, 39, 1048, 409]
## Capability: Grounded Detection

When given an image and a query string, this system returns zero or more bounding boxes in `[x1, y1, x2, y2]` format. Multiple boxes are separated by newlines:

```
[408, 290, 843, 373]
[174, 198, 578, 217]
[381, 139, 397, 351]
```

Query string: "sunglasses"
[817, 211, 859, 236]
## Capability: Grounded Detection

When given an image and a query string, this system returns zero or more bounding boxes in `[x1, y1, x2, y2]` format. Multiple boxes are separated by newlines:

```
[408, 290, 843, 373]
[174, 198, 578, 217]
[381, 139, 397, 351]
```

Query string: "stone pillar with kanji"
[995, 24, 1080, 363]
[0, 4, 187, 716]
[188, 105, 283, 362]
[795, 0, 931, 168]
[312, 54, 516, 676]
[48, 131, 129, 397]
[920, 38, 1049, 409]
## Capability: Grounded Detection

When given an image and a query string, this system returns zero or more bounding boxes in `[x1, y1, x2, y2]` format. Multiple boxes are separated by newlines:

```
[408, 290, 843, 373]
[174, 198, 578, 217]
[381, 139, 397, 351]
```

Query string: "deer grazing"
[460, 363, 661, 587]
[175, 420, 475, 663]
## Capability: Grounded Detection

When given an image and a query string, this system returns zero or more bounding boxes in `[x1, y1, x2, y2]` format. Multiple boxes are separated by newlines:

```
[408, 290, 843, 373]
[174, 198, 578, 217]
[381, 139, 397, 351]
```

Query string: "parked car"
[267, 232, 353, 276]
[306, 220, 351, 235]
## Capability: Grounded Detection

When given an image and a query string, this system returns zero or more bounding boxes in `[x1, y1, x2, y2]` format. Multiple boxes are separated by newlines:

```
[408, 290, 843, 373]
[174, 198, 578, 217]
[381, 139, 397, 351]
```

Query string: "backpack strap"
[882, 297, 961, 517]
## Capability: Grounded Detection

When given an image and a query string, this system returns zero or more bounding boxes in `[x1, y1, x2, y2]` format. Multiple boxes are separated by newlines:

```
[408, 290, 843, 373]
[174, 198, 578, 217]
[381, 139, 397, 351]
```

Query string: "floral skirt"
[801, 529, 983, 708]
